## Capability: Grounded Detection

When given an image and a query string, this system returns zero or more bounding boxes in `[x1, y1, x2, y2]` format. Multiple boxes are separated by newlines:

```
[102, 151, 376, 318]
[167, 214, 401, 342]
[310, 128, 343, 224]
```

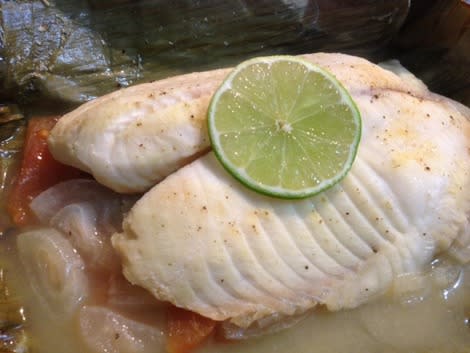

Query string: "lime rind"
[208, 55, 361, 199]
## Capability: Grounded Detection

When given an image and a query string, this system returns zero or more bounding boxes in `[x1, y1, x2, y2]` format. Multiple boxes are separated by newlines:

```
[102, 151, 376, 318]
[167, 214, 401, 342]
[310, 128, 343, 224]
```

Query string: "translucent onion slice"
[78, 305, 166, 353]
[50, 202, 121, 272]
[221, 311, 310, 340]
[30, 179, 138, 272]
[16, 228, 89, 318]
[30, 179, 121, 224]
[30, 179, 138, 235]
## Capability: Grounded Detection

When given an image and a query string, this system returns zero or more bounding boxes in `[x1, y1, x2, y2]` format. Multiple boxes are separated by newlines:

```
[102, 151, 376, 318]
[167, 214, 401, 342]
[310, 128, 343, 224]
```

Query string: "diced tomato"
[166, 306, 217, 353]
[7, 116, 87, 226]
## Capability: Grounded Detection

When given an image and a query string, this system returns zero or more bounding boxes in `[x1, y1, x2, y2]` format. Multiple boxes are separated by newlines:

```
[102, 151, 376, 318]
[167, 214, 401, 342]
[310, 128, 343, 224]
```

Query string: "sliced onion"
[221, 311, 310, 340]
[78, 305, 166, 353]
[50, 202, 120, 272]
[30, 179, 112, 223]
[390, 272, 430, 305]
[17, 228, 89, 318]
[30, 179, 138, 272]
[30, 179, 138, 232]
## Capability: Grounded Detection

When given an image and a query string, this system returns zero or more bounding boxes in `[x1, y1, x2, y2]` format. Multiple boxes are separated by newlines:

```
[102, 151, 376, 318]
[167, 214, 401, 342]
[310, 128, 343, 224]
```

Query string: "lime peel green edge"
[207, 55, 362, 200]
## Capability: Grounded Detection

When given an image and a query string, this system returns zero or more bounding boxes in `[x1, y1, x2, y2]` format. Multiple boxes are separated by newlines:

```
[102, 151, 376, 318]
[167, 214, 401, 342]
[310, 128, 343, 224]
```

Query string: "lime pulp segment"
[208, 55, 361, 199]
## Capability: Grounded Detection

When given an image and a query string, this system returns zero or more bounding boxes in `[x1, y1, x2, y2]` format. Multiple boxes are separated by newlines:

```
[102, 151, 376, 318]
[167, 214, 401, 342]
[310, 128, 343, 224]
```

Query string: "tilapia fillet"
[112, 55, 470, 328]
[48, 53, 456, 194]
[48, 68, 231, 193]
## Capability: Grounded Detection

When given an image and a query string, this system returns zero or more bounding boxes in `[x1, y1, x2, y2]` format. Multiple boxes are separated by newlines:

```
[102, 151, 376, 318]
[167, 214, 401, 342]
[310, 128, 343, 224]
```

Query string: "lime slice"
[208, 55, 361, 199]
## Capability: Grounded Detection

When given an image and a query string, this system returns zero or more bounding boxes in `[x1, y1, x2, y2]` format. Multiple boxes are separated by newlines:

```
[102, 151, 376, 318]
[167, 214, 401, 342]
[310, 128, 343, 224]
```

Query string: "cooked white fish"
[112, 54, 470, 328]
[49, 53, 455, 194]
[48, 68, 231, 193]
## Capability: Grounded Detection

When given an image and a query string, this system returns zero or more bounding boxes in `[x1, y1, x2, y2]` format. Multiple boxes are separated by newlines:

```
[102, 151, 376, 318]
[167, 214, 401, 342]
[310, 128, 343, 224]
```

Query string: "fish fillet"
[112, 54, 470, 328]
[48, 68, 231, 193]
[49, 53, 451, 193]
